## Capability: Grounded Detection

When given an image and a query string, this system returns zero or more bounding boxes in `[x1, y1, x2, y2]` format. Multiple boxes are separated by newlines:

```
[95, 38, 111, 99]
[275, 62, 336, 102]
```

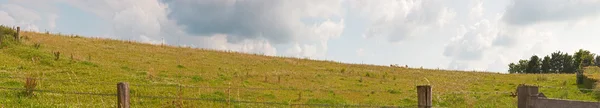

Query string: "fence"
[0, 76, 424, 107]
[517, 84, 600, 108]
[10, 75, 590, 107]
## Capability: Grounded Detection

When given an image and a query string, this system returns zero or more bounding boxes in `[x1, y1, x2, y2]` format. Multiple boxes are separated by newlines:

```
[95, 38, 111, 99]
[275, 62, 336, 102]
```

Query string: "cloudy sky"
[2, 0, 600, 72]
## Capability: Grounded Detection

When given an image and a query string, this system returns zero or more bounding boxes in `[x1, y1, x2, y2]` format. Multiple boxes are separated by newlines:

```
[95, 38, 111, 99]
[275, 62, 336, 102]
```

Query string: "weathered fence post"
[517, 84, 538, 108]
[417, 85, 432, 108]
[15, 27, 20, 41]
[117, 82, 130, 108]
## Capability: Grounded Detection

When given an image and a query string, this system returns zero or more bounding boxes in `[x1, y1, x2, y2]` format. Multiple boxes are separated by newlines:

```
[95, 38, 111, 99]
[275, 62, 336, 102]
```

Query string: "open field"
[1, 30, 600, 107]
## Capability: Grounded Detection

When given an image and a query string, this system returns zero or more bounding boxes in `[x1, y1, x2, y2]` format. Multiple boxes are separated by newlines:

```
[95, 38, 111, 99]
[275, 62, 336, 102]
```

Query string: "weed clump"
[53, 51, 60, 60]
[23, 77, 37, 96]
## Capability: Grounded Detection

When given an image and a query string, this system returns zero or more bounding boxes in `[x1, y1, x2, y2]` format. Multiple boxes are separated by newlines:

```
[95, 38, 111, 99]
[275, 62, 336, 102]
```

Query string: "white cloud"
[56, 0, 344, 58]
[503, 0, 600, 25]
[0, 11, 16, 25]
[196, 34, 278, 56]
[349, 0, 456, 42]
[356, 48, 365, 57]
[47, 14, 58, 30]
[469, 0, 484, 20]
[111, 2, 165, 41]
[0, 4, 43, 31]
[442, 0, 559, 72]
[0, 4, 41, 23]
[286, 43, 318, 58]
[163, 0, 344, 44]
[444, 20, 496, 61]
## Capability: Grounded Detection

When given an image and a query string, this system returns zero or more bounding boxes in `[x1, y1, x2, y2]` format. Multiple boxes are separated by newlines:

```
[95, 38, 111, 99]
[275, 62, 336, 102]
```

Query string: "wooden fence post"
[517, 84, 538, 108]
[117, 82, 130, 108]
[417, 85, 432, 108]
[15, 27, 20, 41]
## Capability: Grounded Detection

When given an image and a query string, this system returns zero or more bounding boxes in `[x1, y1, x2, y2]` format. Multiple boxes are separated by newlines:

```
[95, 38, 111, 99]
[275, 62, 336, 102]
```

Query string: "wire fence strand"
[130, 83, 392, 92]
[0, 86, 116, 96]
[0, 75, 115, 86]
[132, 94, 408, 107]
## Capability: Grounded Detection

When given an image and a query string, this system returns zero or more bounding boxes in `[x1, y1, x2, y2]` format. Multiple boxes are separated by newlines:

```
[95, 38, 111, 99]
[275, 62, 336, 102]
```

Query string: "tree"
[541, 56, 551, 73]
[562, 53, 576, 73]
[526, 55, 541, 73]
[508, 63, 519, 74]
[596, 55, 600, 67]
[549, 51, 564, 73]
[574, 49, 595, 68]
[509, 60, 528, 73]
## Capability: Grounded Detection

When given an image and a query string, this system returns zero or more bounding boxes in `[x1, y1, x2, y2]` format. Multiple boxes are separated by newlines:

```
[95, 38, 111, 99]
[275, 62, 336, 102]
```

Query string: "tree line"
[508, 49, 600, 74]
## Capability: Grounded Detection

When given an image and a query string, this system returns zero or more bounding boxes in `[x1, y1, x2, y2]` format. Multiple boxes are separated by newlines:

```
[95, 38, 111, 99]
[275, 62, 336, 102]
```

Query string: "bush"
[0, 25, 17, 37]
[0, 25, 18, 47]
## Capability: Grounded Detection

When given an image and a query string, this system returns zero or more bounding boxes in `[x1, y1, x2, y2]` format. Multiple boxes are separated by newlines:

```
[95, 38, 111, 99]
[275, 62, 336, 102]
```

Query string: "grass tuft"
[23, 76, 37, 97]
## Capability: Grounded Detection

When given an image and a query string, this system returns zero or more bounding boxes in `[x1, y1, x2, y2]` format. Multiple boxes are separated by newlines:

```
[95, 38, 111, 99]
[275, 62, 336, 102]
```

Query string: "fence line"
[0, 85, 408, 108]
[0, 75, 535, 95]
[0, 75, 396, 92]
[0, 75, 115, 86]
[0, 75, 524, 94]
[132, 94, 406, 107]
[0, 86, 115, 96]
[434, 91, 513, 95]
[130, 83, 393, 92]
[536, 85, 598, 91]
[2, 75, 560, 107]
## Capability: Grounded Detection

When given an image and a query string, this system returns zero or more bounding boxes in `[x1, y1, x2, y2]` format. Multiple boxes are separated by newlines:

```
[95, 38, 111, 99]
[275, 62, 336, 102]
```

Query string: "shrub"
[0, 25, 18, 47]
[0, 25, 17, 37]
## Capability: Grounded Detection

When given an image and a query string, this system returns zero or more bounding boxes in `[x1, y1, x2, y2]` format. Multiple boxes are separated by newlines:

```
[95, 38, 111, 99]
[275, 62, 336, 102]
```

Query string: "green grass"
[0, 30, 599, 107]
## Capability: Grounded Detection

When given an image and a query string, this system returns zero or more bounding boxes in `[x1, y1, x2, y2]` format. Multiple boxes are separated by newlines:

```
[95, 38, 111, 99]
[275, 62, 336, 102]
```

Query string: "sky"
[2, 0, 600, 73]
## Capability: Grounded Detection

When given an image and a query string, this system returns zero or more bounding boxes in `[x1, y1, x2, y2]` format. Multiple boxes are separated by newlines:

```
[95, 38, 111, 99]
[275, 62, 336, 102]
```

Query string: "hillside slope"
[0, 30, 598, 107]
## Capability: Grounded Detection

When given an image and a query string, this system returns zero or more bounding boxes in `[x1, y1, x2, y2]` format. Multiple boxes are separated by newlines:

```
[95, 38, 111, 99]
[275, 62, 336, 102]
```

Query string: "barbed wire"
[130, 83, 394, 93]
[0, 86, 115, 96]
[434, 91, 513, 95]
[0, 75, 115, 86]
[0, 75, 544, 96]
[535, 85, 598, 91]
[132, 94, 409, 108]
[0, 75, 398, 92]
[0, 86, 410, 107]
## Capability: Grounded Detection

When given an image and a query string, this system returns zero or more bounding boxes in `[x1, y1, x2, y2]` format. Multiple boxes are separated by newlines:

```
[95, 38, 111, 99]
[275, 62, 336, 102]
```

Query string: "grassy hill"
[1, 27, 600, 107]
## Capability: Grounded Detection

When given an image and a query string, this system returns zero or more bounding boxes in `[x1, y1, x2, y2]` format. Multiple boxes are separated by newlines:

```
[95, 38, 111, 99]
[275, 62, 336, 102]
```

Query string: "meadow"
[1, 29, 600, 107]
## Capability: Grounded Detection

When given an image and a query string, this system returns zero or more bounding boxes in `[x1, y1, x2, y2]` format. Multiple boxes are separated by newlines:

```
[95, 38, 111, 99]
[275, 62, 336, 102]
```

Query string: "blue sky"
[2, 0, 600, 73]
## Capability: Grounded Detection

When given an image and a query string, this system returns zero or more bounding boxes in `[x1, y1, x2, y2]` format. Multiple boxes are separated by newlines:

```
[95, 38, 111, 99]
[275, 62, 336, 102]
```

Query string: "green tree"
[526, 55, 541, 73]
[549, 51, 564, 73]
[562, 53, 575, 73]
[596, 55, 600, 67]
[574, 49, 595, 69]
[508, 63, 519, 74]
[508, 60, 529, 73]
[541, 56, 551, 73]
